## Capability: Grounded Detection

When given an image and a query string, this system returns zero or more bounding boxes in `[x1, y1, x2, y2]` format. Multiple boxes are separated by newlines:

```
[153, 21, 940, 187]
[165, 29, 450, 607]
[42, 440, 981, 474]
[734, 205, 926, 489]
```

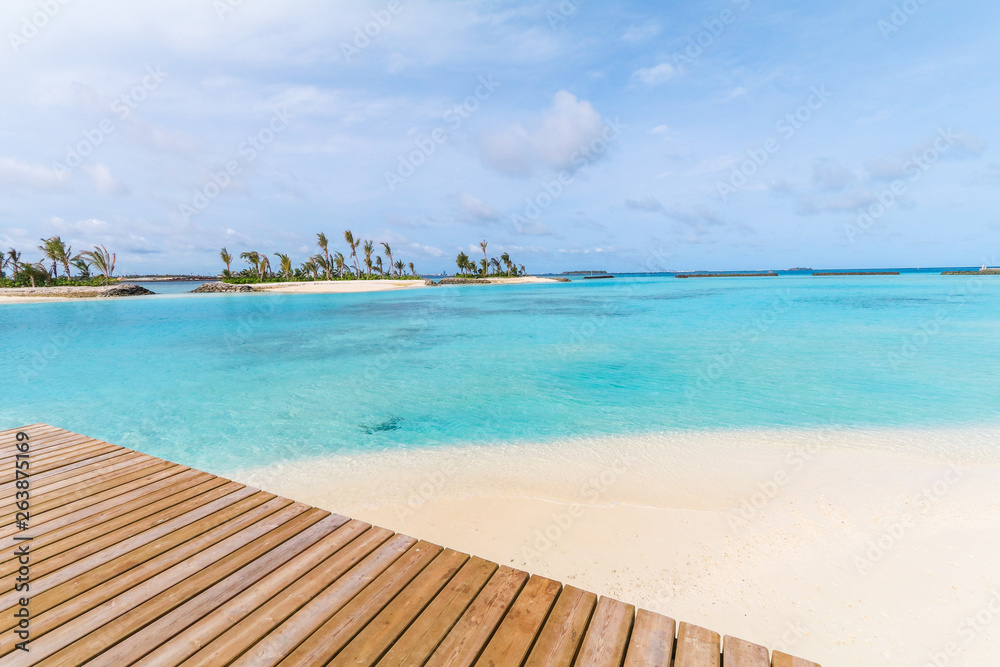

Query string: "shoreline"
[0, 276, 568, 303]
[227, 426, 1000, 666]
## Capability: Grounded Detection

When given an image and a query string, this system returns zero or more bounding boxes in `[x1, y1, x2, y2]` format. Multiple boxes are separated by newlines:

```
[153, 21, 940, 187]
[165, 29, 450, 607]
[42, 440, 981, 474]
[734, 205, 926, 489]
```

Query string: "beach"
[0, 276, 567, 303]
[230, 426, 1000, 666]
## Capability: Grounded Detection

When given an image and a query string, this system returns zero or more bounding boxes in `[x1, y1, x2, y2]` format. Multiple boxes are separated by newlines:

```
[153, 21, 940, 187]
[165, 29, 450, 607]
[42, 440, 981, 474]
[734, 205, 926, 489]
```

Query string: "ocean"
[3, 271, 999, 475]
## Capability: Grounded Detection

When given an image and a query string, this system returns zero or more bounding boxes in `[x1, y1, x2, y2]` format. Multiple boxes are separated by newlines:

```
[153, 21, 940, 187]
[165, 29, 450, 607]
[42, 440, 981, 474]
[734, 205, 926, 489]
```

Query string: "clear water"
[2, 273, 999, 475]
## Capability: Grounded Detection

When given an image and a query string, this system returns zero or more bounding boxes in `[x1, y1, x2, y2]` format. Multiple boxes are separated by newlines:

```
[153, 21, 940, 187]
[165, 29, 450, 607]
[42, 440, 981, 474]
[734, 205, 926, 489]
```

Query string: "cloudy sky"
[1, 0, 998, 274]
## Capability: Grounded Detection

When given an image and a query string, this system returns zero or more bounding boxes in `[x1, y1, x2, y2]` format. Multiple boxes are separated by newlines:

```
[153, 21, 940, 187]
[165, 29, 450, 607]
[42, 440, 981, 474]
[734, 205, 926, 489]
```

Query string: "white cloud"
[479, 91, 607, 176]
[456, 193, 500, 223]
[84, 163, 127, 195]
[631, 63, 676, 86]
[0, 157, 64, 190]
[621, 21, 661, 43]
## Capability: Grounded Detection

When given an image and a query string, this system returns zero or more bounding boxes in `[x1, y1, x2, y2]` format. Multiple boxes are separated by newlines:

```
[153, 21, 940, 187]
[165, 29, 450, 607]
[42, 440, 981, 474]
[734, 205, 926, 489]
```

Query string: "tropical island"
[0, 232, 567, 301]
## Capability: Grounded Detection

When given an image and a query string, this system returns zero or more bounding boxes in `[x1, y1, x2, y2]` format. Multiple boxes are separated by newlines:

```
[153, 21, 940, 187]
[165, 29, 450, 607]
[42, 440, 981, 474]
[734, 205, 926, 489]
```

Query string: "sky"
[1, 0, 998, 275]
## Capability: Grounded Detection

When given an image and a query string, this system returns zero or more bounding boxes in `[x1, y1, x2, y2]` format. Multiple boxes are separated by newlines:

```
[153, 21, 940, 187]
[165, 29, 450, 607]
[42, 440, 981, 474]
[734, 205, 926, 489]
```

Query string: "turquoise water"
[2, 274, 999, 474]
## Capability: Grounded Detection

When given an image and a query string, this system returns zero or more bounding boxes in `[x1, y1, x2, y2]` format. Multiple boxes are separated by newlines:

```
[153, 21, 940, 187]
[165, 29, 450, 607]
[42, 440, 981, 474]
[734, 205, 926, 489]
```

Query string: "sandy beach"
[230, 427, 1000, 666]
[0, 276, 567, 304]
[252, 276, 565, 294]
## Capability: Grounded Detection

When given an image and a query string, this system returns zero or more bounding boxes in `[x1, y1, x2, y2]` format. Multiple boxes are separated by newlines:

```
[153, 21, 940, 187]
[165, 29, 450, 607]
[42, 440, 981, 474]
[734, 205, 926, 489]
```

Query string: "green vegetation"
[454, 241, 526, 278]
[1, 237, 117, 288]
[220, 231, 423, 283]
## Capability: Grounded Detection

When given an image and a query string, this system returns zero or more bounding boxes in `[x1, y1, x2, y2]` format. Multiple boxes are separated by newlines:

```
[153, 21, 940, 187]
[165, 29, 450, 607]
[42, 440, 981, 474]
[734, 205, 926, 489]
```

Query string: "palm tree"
[456, 251, 469, 276]
[301, 260, 319, 279]
[333, 252, 346, 278]
[408, 262, 415, 277]
[220, 247, 233, 275]
[394, 260, 405, 277]
[83, 245, 116, 280]
[313, 254, 332, 280]
[375, 256, 384, 277]
[344, 230, 361, 278]
[380, 243, 394, 276]
[479, 258, 488, 277]
[72, 256, 92, 279]
[519, 264, 526, 276]
[6, 249, 22, 277]
[362, 240, 374, 277]
[490, 258, 502, 276]
[274, 253, 293, 279]
[317, 233, 332, 280]
[39, 236, 67, 277]
[479, 240, 489, 271]
[239, 251, 261, 279]
[21, 262, 49, 288]
[259, 255, 271, 280]
[500, 252, 512, 276]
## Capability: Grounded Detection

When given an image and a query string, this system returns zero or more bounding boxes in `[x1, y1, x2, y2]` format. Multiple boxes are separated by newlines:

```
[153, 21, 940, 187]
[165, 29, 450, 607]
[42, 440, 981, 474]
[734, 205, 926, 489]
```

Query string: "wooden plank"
[574, 596, 635, 667]
[0, 442, 120, 483]
[377, 557, 498, 667]
[623, 609, 676, 667]
[0, 473, 223, 567]
[524, 585, 597, 667]
[0, 432, 101, 465]
[0, 455, 162, 510]
[474, 575, 563, 667]
[0, 449, 139, 497]
[0, 469, 215, 563]
[335, 548, 469, 664]
[183, 526, 399, 667]
[0, 464, 190, 541]
[771, 651, 821, 667]
[39, 509, 340, 666]
[425, 565, 529, 667]
[0, 459, 174, 520]
[274, 540, 444, 666]
[723, 636, 769, 666]
[0, 451, 147, 503]
[0, 434, 110, 470]
[215, 533, 417, 667]
[13, 503, 316, 664]
[675, 622, 721, 667]
[128, 519, 374, 667]
[0, 488, 271, 641]
[0, 475, 229, 588]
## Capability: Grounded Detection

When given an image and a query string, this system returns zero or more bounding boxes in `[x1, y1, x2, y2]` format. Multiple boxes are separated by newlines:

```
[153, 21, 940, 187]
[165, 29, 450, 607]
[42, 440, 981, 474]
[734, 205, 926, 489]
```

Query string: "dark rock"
[435, 277, 490, 285]
[191, 282, 256, 293]
[99, 283, 155, 297]
[547, 277, 572, 282]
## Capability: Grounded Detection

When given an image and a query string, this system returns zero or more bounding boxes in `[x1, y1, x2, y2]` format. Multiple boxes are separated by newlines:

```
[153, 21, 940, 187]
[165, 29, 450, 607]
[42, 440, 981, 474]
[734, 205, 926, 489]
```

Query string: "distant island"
[787, 267, 813, 271]
[562, 270, 608, 275]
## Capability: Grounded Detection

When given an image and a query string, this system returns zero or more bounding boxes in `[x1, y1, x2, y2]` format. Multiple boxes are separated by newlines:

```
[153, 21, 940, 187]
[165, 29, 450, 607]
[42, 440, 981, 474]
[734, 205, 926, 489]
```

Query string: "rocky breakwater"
[191, 282, 256, 293]
[98, 284, 156, 297]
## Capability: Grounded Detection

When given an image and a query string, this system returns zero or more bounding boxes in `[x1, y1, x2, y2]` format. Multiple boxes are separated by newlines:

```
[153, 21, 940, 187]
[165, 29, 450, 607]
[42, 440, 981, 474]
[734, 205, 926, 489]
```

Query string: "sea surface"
[3, 271, 999, 474]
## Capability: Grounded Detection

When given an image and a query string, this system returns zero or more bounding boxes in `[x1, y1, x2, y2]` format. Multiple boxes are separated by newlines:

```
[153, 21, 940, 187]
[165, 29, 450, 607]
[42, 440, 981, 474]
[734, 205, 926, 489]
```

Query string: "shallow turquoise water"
[2, 274, 999, 474]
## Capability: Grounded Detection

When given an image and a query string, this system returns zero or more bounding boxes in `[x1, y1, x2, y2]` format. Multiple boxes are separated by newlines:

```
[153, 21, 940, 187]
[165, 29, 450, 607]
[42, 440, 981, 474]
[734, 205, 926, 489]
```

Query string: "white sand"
[252, 279, 431, 294]
[0, 285, 108, 303]
[0, 276, 566, 303]
[229, 427, 1000, 666]
[254, 276, 564, 294]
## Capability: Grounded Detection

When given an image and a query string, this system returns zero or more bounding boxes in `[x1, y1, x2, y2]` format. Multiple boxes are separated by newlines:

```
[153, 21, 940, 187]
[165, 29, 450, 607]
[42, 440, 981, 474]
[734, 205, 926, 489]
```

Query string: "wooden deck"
[0, 425, 821, 666]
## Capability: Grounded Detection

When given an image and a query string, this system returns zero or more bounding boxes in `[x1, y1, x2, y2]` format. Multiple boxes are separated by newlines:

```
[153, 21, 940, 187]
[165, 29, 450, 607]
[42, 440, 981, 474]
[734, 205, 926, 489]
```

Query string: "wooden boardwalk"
[0, 425, 820, 666]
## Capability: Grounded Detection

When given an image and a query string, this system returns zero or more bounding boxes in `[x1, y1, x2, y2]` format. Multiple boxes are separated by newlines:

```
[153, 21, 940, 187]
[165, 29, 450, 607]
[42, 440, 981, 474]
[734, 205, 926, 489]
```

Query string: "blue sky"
[1, 0, 997, 274]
